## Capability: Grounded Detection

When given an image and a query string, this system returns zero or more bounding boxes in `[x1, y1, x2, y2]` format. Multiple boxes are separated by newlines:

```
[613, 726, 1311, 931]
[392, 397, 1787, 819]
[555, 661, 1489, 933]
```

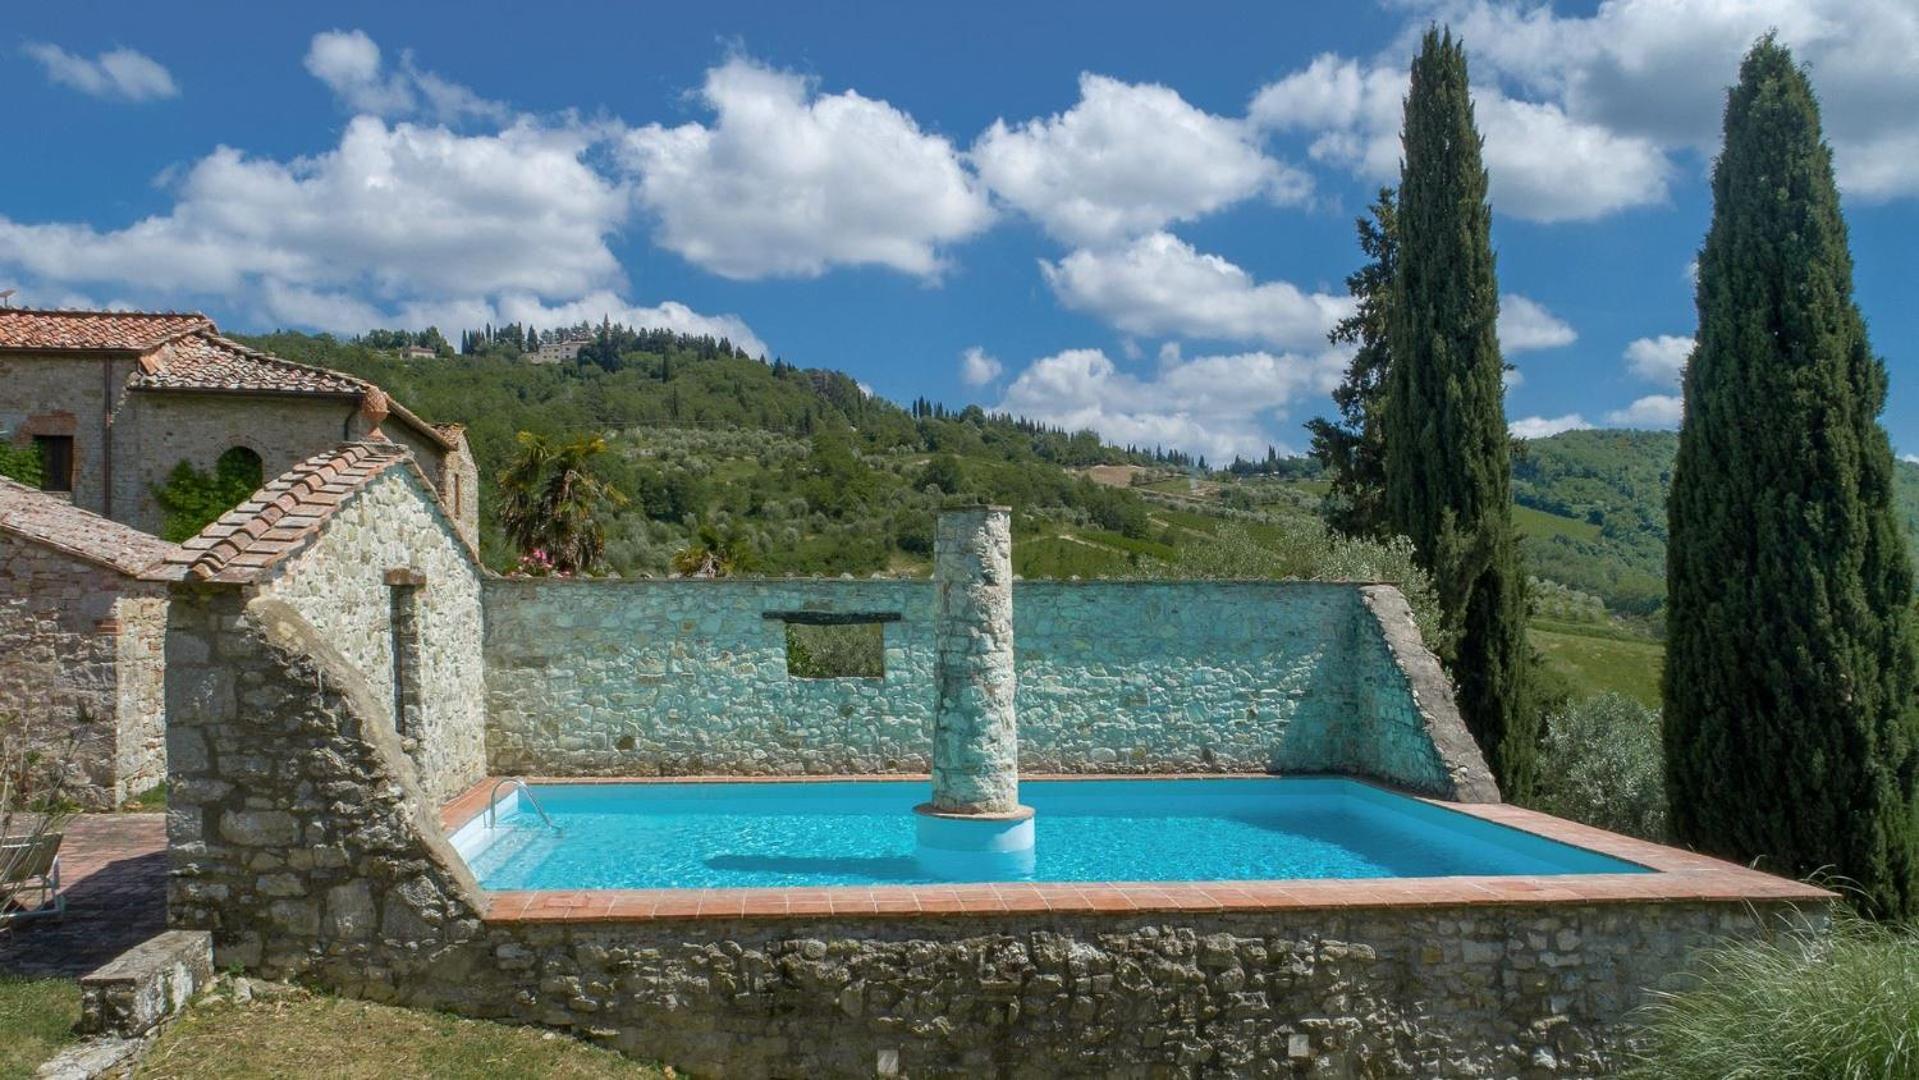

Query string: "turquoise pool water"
[454, 777, 1646, 890]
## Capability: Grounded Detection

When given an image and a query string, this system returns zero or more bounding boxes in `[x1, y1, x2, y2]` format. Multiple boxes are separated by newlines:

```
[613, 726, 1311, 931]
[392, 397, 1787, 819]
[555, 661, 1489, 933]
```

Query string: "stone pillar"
[930, 505, 1019, 813]
[916, 506, 1033, 879]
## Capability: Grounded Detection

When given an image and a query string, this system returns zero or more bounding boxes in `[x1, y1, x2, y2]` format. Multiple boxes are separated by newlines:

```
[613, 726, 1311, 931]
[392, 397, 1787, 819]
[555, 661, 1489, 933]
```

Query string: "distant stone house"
[525, 338, 587, 365]
[0, 309, 479, 545]
[0, 478, 176, 806]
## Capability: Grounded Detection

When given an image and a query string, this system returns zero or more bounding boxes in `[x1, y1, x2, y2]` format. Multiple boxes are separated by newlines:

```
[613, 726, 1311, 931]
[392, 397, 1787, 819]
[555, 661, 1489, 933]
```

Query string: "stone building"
[525, 338, 587, 365]
[156, 440, 489, 804]
[0, 308, 478, 545]
[0, 478, 176, 806]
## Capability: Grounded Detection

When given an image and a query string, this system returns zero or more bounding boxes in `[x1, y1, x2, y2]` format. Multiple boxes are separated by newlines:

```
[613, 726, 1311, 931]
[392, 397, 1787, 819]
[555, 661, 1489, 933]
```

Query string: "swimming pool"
[451, 777, 1648, 890]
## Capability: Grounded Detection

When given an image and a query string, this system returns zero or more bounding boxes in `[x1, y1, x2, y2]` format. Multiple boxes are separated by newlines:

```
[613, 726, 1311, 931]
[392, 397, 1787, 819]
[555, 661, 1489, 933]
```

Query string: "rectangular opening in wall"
[33, 435, 73, 493]
[785, 621, 885, 679]
[385, 569, 425, 736]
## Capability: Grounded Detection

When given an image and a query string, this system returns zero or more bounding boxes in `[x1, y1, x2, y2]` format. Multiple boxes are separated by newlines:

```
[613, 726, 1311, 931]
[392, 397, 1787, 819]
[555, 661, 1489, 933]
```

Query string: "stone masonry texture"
[245, 466, 486, 803]
[0, 532, 169, 807]
[931, 507, 1019, 813]
[164, 588, 1823, 1078]
[483, 578, 1494, 801]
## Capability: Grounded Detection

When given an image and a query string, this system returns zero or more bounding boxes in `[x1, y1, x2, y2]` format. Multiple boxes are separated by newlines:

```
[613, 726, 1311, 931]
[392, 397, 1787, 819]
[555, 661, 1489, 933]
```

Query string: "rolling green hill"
[237, 330, 1230, 579]
[1509, 428, 1919, 617]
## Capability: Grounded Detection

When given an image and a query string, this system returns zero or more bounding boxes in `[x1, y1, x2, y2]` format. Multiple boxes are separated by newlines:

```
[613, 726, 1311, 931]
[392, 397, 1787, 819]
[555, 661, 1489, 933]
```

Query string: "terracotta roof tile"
[161, 441, 413, 583]
[132, 333, 367, 396]
[0, 479, 180, 576]
[0, 309, 212, 352]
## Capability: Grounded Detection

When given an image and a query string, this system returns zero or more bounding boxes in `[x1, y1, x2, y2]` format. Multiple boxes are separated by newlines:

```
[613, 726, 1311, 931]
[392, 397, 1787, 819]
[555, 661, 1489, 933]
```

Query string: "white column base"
[913, 803, 1036, 881]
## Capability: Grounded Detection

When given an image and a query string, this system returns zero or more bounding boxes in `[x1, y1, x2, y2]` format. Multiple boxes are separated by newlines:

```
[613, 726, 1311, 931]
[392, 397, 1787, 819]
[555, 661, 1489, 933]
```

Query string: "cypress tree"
[1664, 37, 1917, 917]
[1383, 28, 1533, 796]
[1308, 186, 1397, 539]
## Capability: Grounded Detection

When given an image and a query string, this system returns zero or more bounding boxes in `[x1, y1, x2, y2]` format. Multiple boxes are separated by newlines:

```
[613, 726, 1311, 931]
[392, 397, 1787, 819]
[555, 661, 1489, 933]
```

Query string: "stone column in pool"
[915, 504, 1035, 879]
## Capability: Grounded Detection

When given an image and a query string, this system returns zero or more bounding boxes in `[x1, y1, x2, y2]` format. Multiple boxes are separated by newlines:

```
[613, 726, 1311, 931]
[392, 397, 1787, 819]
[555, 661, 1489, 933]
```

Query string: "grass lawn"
[0, 976, 82, 1080]
[1012, 535, 1134, 578]
[1513, 504, 1604, 543]
[1530, 622, 1664, 707]
[136, 991, 668, 1079]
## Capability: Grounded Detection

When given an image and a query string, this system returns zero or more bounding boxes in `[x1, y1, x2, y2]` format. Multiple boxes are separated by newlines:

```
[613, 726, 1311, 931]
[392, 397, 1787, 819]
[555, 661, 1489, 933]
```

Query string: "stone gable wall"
[0, 533, 168, 806]
[253, 466, 486, 802]
[164, 589, 1819, 1077]
[482, 579, 1489, 798]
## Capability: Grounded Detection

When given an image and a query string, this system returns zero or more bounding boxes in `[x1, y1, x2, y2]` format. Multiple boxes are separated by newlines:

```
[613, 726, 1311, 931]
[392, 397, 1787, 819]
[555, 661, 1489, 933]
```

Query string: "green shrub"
[152, 449, 265, 542]
[0, 434, 42, 487]
[1532, 693, 1667, 840]
[1152, 520, 1453, 657]
[785, 623, 884, 679]
[1625, 916, 1919, 1078]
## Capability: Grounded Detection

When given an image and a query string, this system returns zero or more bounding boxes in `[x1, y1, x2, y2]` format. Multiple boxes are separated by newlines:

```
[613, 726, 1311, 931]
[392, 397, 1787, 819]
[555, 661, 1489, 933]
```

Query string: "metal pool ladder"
[484, 777, 560, 832]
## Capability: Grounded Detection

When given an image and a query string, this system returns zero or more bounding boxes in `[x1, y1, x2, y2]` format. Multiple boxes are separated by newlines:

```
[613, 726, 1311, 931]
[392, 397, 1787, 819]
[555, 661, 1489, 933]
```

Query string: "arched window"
[154, 446, 269, 541]
[215, 446, 264, 493]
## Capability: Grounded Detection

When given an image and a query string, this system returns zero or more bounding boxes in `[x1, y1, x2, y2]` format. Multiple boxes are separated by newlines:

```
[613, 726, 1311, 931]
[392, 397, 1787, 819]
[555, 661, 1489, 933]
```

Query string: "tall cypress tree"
[1384, 28, 1533, 796]
[1308, 187, 1396, 540]
[1665, 37, 1917, 918]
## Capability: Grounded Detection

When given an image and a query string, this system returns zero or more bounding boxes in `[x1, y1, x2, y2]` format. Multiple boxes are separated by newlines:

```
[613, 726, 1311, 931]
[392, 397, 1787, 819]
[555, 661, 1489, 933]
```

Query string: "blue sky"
[5, 1, 1917, 460]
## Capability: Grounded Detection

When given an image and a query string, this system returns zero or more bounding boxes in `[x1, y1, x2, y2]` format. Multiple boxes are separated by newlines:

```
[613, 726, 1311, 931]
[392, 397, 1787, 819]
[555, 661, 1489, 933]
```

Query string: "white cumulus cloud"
[1249, 55, 1669, 222]
[995, 345, 1346, 460]
[1510, 414, 1593, 439]
[1498, 294, 1577, 353]
[1624, 334, 1693, 387]
[1040, 232, 1351, 350]
[0, 111, 759, 349]
[959, 346, 1003, 387]
[622, 56, 993, 280]
[24, 43, 177, 102]
[1606, 394, 1684, 429]
[973, 74, 1308, 245]
[304, 29, 507, 124]
[1412, 0, 1919, 200]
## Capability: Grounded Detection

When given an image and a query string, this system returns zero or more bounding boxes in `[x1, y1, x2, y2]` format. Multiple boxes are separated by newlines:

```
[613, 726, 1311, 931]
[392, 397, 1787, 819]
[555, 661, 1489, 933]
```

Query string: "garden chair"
[0, 831, 65, 923]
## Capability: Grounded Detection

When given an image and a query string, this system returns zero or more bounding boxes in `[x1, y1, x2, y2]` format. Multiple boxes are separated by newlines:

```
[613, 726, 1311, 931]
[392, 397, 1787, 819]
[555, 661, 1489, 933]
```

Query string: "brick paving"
[0, 813, 167, 977]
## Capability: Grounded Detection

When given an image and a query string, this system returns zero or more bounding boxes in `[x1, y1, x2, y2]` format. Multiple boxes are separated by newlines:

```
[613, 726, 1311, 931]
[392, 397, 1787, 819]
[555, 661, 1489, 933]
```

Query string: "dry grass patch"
[137, 989, 669, 1079]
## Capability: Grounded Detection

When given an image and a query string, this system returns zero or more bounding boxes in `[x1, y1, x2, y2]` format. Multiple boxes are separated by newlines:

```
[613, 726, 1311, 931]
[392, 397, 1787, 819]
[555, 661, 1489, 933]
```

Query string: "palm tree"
[497, 432, 627, 575]
[671, 521, 750, 578]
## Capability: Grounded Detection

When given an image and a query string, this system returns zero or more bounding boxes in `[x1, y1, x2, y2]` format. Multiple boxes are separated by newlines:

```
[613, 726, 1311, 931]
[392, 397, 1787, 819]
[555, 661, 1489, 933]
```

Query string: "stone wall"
[484, 578, 938, 777]
[0, 533, 167, 807]
[0, 353, 136, 515]
[373, 419, 476, 546]
[165, 589, 1821, 1077]
[111, 392, 370, 539]
[253, 466, 486, 802]
[113, 593, 170, 799]
[483, 578, 1493, 799]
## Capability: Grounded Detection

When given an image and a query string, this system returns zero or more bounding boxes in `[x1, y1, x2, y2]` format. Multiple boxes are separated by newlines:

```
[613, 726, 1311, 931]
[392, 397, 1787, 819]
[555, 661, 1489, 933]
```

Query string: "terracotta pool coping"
[440, 774, 1834, 924]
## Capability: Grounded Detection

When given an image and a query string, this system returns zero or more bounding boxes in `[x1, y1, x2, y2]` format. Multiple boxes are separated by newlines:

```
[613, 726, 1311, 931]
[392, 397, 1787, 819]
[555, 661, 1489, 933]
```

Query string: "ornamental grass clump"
[1625, 915, 1919, 1079]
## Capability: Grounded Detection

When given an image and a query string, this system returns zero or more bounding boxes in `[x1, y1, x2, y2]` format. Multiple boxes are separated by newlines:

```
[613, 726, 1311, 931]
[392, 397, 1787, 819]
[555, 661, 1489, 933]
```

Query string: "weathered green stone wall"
[482, 578, 1494, 800]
